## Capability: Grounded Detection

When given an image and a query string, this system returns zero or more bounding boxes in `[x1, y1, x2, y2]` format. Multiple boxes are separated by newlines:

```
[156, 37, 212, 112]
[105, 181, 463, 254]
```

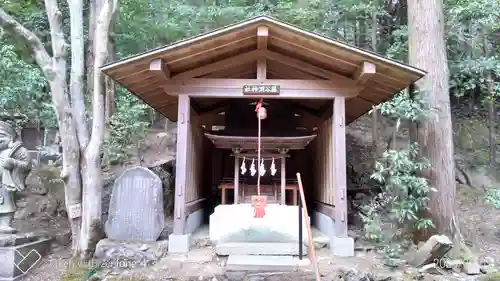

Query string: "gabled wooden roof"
[101, 16, 426, 123]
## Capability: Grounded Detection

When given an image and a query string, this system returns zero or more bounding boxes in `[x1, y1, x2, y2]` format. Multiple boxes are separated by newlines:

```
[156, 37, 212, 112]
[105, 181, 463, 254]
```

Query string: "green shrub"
[361, 143, 435, 259]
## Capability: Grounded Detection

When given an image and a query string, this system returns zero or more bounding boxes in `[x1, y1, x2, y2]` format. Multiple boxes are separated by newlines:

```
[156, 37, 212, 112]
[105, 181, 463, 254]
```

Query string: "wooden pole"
[257, 111, 262, 195]
[296, 173, 321, 281]
[333, 97, 348, 237]
[281, 155, 286, 205]
[234, 156, 239, 204]
[173, 95, 189, 234]
[298, 195, 303, 259]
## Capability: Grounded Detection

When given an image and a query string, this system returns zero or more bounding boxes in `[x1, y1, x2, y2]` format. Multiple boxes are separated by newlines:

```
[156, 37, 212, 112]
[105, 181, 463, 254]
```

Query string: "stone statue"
[0, 121, 31, 233]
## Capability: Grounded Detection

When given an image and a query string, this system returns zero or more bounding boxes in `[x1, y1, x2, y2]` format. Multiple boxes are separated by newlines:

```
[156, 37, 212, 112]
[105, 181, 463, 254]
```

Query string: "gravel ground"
[15, 183, 500, 281]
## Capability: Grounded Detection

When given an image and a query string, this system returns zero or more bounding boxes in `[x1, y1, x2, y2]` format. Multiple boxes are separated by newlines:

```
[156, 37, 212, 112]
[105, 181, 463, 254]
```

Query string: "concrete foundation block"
[168, 234, 191, 253]
[331, 236, 354, 257]
[226, 254, 307, 272]
[216, 242, 307, 256]
[0, 232, 52, 281]
[209, 204, 309, 245]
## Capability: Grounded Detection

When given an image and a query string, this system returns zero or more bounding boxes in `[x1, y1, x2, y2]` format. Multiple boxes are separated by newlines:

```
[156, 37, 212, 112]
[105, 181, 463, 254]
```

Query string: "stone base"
[209, 204, 309, 245]
[226, 254, 310, 272]
[331, 236, 354, 257]
[0, 229, 17, 235]
[94, 238, 169, 269]
[216, 242, 307, 256]
[0, 232, 52, 281]
[168, 234, 191, 253]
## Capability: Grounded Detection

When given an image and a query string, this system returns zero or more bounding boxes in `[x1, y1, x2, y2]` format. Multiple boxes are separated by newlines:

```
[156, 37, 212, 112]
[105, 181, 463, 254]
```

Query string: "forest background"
[0, 0, 499, 259]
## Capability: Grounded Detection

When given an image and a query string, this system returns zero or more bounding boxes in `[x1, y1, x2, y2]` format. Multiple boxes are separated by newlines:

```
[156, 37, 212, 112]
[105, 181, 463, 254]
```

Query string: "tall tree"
[0, 0, 117, 258]
[407, 0, 462, 243]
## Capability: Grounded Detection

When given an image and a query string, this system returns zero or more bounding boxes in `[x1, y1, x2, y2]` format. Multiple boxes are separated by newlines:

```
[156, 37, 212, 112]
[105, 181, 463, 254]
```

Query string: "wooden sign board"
[68, 203, 82, 219]
[243, 85, 280, 95]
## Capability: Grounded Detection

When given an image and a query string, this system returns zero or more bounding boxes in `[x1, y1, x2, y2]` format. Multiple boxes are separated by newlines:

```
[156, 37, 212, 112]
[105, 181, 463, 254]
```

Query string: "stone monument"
[104, 166, 165, 241]
[0, 121, 51, 281]
[96, 167, 168, 268]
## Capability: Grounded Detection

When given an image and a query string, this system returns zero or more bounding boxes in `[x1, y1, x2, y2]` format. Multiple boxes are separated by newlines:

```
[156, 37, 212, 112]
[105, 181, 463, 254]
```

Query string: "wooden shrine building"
[102, 16, 425, 254]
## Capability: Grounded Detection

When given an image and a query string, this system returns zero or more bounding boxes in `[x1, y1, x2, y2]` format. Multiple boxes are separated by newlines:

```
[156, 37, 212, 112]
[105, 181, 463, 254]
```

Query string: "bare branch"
[44, 0, 69, 60]
[0, 8, 53, 78]
[79, 0, 118, 256]
[87, 0, 118, 154]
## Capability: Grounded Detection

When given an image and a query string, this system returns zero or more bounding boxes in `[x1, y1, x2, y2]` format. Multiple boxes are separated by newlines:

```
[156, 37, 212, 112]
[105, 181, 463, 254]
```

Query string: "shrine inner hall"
[101, 15, 426, 255]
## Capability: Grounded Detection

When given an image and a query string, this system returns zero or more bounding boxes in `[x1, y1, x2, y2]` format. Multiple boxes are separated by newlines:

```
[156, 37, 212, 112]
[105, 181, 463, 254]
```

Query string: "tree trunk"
[102, 25, 117, 167]
[0, 3, 85, 257]
[409, 84, 418, 144]
[0, 0, 121, 258]
[371, 2, 379, 161]
[80, 0, 117, 260]
[87, 0, 96, 95]
[53, 84, 84, 257]
[358, 17, 367, 48]
[104, 0, 118, 122]
[69, 0, 89, 150]
[488, 97, 495, 166]
[484, 35, 496, 166]
[46, 0, 85, 257]
[466, 23, 475, 115]
[105, 44, 116, 121]
[408, 0, 461, 244]
[67, 0, 90, 256]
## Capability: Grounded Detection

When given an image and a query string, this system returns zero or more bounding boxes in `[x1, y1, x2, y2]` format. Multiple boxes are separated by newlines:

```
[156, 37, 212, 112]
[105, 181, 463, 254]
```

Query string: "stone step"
[216, 242, 307, 256]
[226, 254, 310, 272]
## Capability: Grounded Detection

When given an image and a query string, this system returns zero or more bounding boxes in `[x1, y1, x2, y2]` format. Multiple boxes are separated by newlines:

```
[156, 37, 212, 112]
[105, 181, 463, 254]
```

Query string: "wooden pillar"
[280, 156, 286, 205]
[234, 156, 239, 204]
[173, 95, 190, 235]
[333, 97, 348, 237]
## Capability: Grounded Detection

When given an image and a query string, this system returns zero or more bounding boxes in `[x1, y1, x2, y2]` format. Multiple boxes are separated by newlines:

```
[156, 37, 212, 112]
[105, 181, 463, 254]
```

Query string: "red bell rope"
[255, 98, 263, 197]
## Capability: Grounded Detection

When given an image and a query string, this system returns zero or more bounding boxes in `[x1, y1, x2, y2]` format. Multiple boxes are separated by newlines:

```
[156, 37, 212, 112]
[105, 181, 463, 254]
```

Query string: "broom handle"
[296, 173, 321, 281]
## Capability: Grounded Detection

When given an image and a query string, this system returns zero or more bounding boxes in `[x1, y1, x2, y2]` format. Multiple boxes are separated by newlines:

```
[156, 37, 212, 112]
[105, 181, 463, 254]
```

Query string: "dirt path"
[21, 245, 486, 281]
[15, 171, 500, 281]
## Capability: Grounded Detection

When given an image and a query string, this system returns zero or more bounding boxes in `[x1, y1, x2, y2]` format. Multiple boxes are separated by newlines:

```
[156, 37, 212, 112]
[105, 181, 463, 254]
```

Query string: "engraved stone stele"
[104, 167, 165, 242]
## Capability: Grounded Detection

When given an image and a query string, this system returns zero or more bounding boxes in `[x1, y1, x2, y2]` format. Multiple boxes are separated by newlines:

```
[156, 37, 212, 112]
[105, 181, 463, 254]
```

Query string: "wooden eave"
[101, 15, 426, 123]
[205, 133, 317, 150]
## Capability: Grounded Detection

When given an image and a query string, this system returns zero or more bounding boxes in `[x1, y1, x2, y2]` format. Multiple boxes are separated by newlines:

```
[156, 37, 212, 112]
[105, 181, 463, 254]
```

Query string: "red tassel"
[254, 201, 266, 218]
[255, 98, 263, 112]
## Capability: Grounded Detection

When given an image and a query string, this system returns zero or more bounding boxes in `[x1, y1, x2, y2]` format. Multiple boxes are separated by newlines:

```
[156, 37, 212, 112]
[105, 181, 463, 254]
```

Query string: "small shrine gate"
[102, 16, 425, 255]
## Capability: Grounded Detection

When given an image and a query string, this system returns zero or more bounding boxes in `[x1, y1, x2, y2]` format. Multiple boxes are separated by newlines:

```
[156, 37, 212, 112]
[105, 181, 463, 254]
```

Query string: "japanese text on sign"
[243, 85, 280, 95]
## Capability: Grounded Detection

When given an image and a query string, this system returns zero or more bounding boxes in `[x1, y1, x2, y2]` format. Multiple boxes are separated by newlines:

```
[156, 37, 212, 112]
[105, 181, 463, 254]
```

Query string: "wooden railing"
[296, 173, 321, 281]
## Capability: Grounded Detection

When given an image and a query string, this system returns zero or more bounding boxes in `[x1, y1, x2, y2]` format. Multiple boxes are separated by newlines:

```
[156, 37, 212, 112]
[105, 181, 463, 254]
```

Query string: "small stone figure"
[0, 121, 31, 233]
